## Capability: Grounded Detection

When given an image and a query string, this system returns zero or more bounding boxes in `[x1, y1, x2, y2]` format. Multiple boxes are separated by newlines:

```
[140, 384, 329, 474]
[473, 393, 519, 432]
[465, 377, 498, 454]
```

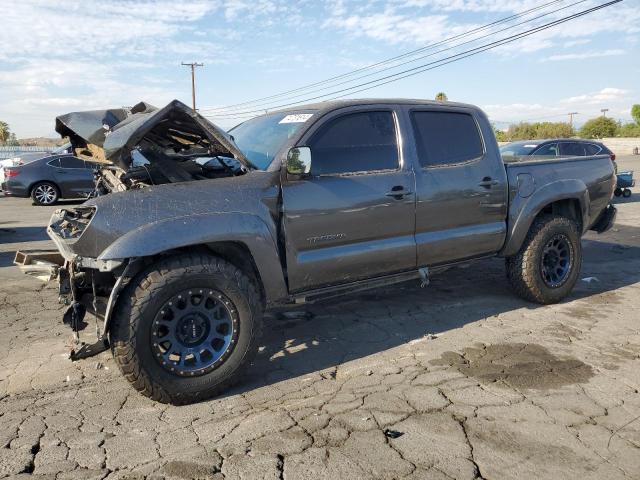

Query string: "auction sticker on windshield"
[279, 114, 313, 124]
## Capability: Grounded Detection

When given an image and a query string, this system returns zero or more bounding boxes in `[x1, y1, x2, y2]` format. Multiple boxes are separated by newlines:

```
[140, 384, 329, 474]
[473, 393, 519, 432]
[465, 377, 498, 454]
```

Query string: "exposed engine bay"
[55, 99, 253, 194]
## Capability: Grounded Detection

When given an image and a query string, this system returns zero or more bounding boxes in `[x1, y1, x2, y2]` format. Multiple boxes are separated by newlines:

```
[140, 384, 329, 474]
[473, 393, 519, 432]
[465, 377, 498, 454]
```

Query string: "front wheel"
[110, 254, 263, 404]
[506, 214, 582, 304]
[623, 189, 632, 198]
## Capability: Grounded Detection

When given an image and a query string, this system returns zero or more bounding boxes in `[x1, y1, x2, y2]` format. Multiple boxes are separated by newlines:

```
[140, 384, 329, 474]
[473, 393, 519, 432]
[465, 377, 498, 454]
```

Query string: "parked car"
[16, 99, 617, 404]
[0, 143, 73, 189]
[2, 149, 98, 205]
[499, 138, 615, 161]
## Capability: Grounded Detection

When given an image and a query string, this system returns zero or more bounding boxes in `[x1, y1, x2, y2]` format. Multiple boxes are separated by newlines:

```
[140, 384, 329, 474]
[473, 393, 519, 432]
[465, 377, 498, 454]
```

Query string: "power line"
[204, 0, 588, 116]
[200, 0, 569, 114]
[204, 0, 621, 120]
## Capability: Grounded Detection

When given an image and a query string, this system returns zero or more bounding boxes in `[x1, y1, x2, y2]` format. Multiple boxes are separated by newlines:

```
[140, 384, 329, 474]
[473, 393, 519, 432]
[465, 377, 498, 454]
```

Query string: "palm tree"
[435, 92, 448, 102]
[0, 121, 10, 144]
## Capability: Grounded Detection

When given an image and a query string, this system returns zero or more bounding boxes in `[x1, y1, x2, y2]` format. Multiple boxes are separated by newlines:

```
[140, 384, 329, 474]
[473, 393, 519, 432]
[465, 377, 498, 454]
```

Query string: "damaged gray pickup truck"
[16, 99, 617, 404]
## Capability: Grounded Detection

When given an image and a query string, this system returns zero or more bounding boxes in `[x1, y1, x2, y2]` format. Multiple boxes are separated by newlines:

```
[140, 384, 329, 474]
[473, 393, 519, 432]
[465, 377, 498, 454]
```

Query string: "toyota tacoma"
[15, 99, 617, 404]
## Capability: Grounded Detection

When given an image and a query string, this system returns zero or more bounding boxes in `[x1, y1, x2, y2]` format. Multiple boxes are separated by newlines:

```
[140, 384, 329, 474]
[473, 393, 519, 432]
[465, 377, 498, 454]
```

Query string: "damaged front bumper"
[14, 208, 132, 359]
[13, 250, 64, 282]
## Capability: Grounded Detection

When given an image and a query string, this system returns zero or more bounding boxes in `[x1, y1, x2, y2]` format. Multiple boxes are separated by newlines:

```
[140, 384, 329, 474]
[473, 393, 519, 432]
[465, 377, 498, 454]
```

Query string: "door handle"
[385, 186, 413, 199]
[478, 177, 498, 188]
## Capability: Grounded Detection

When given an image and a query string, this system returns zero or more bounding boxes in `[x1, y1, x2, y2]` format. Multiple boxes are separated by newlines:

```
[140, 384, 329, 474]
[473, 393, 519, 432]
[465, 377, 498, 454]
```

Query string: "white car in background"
[0, 143, 71, 189]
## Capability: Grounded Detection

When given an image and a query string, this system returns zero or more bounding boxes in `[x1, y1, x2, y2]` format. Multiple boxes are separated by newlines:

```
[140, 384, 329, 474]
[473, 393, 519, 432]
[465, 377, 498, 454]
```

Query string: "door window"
[584, 144, 602, 155]
[58, 156, 87, 169]
[560, 143, 587, 156]
[411, 111, 483, 167]
[308, 111, 398, 175]
[532, 143, 559, 156]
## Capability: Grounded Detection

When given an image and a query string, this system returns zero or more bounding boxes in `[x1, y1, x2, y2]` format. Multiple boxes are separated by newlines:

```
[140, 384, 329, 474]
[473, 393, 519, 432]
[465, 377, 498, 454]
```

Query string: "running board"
[291, 268, 429, 304]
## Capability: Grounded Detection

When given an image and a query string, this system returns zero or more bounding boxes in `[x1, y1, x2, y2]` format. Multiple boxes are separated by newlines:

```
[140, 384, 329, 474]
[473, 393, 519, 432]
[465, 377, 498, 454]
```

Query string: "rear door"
[407, 107, 508, 266]
[560, 142, 587, 157]
[53, 156, 95, 197]
[282, 106, 417, 292]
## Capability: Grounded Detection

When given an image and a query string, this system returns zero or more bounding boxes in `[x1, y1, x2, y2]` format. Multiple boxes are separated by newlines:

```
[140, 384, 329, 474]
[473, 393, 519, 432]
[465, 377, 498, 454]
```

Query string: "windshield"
[51, 142, 72, 155]
[229, 111, 316, 170]
[499, 143, 538, 156]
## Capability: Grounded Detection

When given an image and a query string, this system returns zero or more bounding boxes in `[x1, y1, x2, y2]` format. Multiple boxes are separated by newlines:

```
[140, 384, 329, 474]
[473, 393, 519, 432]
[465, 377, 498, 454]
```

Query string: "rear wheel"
[31, 182, 59, 205]
[623, 189, 632, 198]
[110, 253, 263, 404]
[614, 187, 622, 197]
[506, 214, 581, 304]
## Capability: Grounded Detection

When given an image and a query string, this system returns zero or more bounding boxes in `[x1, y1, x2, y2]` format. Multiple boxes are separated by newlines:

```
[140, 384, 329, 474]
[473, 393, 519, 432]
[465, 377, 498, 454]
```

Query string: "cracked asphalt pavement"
[1, 156, 639, 479]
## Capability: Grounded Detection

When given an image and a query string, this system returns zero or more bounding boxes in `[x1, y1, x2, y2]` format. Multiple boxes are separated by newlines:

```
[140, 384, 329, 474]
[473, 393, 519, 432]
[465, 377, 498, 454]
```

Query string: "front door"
[54, 156, 95, 197]
[282, 108, 417, 292]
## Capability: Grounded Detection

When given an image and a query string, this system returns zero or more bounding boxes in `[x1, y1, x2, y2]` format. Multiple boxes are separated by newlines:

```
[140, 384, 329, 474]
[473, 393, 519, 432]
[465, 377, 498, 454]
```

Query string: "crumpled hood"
[55, 99, 253, 170]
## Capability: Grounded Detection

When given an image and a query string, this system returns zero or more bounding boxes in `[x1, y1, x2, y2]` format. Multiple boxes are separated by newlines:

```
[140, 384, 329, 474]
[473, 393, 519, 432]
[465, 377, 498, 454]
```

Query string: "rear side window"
[308, 111, 398, 175]
[59, 156, 86, 168]
[584, 144, 602, 155]
[411, 111, 483, 167]
[47, 158, 60, 167]
[560, 143, 586, 157]
[532, 143, 559, 156]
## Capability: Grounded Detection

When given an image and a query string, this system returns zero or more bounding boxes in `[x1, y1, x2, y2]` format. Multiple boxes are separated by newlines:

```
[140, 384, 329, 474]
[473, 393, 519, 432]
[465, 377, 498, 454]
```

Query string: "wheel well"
[29, 180, 60, 196]
[157, 242, 266, 307]
[538, 198, 583, 231]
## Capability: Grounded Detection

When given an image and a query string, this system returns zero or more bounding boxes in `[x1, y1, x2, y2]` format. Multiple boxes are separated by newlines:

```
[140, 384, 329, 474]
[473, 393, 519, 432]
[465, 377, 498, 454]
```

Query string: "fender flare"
[501, 179, 589, 257]
[98, 212, 288, 304]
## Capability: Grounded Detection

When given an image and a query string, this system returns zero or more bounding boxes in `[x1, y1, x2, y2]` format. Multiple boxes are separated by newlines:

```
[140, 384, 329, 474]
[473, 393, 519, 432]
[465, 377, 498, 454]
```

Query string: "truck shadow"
[232, 223, 640, 396]
[0, 226, 50, 244]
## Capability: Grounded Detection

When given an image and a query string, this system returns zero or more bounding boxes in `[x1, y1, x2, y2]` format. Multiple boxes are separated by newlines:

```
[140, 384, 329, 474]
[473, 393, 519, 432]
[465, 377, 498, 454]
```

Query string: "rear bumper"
[2, 179, 29, 197]
[591, 204, 617, 234]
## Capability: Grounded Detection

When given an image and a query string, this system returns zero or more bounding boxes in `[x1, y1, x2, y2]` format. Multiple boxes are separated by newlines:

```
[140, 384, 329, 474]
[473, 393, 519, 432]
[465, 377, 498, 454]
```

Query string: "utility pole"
[567, 112, 579, 129]
[181, 62, 204, 111]
[601, 108, 609, 117]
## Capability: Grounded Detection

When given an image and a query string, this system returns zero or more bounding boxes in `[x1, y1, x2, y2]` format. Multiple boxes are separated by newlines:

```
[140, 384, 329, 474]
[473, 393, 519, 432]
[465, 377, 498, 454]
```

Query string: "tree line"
[496, 104, 640, 142]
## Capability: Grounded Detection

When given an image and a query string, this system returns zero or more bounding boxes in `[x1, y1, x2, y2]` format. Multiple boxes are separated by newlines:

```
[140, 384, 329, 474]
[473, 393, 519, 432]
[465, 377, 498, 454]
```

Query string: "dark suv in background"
[2, 154, 98, 205]
[500, 138, 615, 161]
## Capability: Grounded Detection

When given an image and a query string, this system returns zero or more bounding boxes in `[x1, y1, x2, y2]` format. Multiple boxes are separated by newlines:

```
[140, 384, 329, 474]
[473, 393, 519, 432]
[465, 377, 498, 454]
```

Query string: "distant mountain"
[17, 137, 67, 147]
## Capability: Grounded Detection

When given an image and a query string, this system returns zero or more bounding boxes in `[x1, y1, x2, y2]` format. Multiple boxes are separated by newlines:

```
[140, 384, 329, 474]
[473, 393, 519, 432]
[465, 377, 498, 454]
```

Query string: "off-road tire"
[31, 182, 59, 205]
[506, 214, 581, 304]
[110, 253, 263, 404]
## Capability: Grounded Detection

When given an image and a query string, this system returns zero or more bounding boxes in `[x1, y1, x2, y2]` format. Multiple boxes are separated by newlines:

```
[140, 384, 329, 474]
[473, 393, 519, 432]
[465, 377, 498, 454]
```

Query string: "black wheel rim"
[151, 288, 239, 377]
[540, 234, 573, 288]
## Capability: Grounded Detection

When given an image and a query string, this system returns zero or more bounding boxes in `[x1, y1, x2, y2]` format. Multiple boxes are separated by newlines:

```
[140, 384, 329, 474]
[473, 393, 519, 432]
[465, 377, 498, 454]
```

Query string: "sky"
[1, 0, 639, 137]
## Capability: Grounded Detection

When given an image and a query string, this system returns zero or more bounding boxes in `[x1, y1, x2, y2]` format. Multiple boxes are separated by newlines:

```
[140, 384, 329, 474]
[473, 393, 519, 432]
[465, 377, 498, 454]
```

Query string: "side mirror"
[286, 147, 311, 176]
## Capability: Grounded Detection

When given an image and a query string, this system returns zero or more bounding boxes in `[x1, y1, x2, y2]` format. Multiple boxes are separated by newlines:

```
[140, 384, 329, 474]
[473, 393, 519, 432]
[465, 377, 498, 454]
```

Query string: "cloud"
[325, 0, 640, 56]
[0, 0, 312, 136]
[485, 87, 634, 124]
[324, 12, 481, 45]
[561, 87, 629, 105]
[544, 49, 625, 62]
